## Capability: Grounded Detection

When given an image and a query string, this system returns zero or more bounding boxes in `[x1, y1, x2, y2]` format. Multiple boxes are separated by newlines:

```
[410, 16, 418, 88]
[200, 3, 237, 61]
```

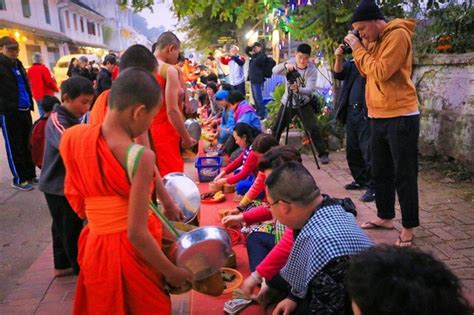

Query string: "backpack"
[322, 194, 357, 217]
[263, 57, 276, 79]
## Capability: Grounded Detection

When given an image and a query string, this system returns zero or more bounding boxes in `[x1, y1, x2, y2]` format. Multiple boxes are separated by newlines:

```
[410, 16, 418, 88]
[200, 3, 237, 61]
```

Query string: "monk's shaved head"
[108, 68, 161, 112]
[155, 31, 180, 50]
[120, 44, 157, 73]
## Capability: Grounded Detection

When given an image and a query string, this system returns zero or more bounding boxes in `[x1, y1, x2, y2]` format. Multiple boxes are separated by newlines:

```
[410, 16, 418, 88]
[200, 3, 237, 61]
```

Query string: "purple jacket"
[233, 100, 262, 130]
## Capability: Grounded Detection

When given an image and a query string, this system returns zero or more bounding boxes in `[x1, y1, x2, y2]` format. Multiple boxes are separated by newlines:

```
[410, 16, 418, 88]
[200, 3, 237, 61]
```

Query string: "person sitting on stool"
[333, 44, 375, 202]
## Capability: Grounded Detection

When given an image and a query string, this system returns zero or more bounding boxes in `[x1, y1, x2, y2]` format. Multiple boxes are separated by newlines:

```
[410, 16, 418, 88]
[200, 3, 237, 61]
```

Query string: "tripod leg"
[296, 106, 321, 169]
[273, 103, 289, 143]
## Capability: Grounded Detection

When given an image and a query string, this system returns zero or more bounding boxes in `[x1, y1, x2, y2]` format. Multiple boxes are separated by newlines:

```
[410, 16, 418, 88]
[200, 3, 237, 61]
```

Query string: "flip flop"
[361, 221, 395, 230]
[395, 236, 414, 247]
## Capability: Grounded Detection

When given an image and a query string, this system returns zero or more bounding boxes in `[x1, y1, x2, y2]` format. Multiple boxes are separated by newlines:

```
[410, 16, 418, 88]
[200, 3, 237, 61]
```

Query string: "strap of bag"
[125, 143, 181, 238]
[125, 143, 145, 183]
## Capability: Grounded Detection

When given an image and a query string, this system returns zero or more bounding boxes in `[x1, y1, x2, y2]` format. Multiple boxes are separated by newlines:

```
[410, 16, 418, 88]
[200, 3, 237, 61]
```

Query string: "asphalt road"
[0, 132, 51, 302]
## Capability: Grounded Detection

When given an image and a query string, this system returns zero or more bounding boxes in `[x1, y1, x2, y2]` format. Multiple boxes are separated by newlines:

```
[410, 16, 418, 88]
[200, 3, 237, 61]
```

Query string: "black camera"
[286, 69, 302, 85]
[343, 30, 362, 54]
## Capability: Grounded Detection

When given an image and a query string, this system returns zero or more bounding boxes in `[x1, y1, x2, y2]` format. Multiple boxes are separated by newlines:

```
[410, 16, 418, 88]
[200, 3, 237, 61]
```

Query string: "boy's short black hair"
[41, 95, 60, 113]
[155, 31, 180, 50]
[108, 68, 162, 112]
[120, 44, 157, 73]
[266, 161, 320, 206]
[346, 245, 473, 315]
[228, 90, 245, 105]
[61, 76, 94, 100]
[297, 43, 312, 56]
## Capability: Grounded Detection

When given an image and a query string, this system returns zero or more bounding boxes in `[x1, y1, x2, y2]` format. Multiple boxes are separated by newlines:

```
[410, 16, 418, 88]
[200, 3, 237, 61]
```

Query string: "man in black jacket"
[71, 56, 93, 82]
[246, 42, 267, 119]
[0, 36, 37, 191]
[334, 44, 375, 202]
[96, 54, 117, 95]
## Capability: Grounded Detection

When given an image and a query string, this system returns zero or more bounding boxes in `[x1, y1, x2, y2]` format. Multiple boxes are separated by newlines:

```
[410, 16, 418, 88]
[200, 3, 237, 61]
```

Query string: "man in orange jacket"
[345, 0, 419, 247]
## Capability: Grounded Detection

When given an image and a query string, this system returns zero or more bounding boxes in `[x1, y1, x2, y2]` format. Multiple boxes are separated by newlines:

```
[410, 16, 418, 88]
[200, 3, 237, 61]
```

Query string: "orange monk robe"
[60, 124, 171, 315]
[150, 74, 184, 177]
[89, 90, 110, 125]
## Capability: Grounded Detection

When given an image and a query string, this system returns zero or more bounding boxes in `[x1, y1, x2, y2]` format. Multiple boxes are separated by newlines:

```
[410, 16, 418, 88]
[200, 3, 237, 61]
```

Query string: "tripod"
[274, 88, 321, 169]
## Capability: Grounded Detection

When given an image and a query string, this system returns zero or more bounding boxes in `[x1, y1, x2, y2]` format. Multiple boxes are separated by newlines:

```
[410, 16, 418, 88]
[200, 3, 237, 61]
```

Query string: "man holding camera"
[272, 43, 330, 164]
[345, 0, 419, 246]
[334, 42, 375, 202]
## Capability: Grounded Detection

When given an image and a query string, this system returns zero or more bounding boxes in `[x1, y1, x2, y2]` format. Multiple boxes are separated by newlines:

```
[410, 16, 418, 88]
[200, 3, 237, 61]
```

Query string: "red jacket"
[30, 117, 48, 168]
[27, 64, 58, 101]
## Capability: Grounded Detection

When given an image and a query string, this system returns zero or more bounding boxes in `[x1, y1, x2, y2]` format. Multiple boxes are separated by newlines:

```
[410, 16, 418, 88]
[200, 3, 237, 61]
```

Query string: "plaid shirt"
[280, 202, 373, 298]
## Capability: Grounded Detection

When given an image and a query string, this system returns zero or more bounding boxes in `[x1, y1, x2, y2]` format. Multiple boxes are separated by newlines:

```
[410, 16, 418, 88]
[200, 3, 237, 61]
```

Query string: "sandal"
[395, 235, 414, 247]
[361, 221, 395, 230]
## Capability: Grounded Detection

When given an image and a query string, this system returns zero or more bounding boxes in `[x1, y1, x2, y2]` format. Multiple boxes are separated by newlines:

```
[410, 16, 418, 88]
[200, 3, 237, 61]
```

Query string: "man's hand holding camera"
[344, 31, 363, 51]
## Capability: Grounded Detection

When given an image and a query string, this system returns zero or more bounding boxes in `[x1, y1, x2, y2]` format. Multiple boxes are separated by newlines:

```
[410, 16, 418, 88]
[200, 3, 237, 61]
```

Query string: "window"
[43, 0, 51, 24]
[25, 45, 41, 68]
[0, 0, 6, 11]
[47, 47, 60, 70]
[97, 23, 101, 36]
[21, 0, 31, 18]
[65, 10, 70, 29]
[87, 21, 96, 36]
[73, 14, 77, 31]
[80, 17, 84, 32]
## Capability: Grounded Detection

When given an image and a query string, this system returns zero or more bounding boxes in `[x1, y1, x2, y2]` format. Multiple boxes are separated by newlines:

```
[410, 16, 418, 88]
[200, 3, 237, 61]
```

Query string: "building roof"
[0, 19, 71, 43]
[70, 0, 104, 18]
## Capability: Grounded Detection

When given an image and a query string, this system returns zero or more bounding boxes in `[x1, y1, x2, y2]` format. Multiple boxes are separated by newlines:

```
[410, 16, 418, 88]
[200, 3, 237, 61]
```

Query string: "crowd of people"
[0, 0, 472, 314]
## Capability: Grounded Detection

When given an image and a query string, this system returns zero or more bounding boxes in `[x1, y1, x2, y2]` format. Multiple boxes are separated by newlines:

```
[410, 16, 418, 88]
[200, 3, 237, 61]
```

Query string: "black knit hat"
[351, 0, 385, 24]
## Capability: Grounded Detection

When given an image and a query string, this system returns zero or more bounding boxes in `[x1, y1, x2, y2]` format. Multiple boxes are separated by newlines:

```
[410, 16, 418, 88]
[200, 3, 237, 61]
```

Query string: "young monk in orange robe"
[89, 44, 184, 222]
[88, 89, 109, 125]
[152, 32, 197, 177]
[60, 68, 192, 315]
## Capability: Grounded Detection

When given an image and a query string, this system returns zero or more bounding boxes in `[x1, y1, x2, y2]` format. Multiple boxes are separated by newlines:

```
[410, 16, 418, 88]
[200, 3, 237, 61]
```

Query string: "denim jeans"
[251, 83, 265, 119]
[245, 231, 275, 271]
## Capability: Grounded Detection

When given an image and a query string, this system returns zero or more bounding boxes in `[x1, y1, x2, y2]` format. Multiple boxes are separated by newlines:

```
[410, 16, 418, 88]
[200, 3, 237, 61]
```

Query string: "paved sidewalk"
[1, 151, 472, 314]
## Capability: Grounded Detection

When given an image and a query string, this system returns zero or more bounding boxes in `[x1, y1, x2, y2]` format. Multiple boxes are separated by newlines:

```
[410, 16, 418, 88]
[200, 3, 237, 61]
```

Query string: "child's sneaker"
[12, 181, 34, 191]
[29, 177, 39, 185]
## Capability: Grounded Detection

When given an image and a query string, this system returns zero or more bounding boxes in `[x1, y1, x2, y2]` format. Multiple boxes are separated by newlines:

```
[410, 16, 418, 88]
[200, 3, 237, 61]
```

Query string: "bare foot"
[55, 267, 74, 277]
[361, 219, 394, 230]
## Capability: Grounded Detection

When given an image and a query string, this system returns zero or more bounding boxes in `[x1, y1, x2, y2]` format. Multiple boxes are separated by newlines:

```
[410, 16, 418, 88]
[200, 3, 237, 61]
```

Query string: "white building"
[57, 0, 106, 54]
[0, 0, 70, 69]
[80, 0, 152, 52]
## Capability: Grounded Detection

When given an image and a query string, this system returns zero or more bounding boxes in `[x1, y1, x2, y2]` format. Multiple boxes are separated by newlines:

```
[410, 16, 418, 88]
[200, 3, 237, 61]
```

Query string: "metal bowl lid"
[162, 172, 200, 223]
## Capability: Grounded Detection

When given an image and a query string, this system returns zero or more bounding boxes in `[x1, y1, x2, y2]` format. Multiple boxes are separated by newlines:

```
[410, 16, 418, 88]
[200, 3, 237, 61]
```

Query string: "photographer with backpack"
[272, 43, 330, 164]
[245, 42, 272, 119]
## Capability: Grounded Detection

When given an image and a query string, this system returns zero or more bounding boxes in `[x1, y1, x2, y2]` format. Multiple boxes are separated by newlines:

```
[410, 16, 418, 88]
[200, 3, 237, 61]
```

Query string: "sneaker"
[344, 182, 366, 190]
[28, 177, 39, 185]
[360, 189, 376, 202]
[12, 181, 34, 191]
[319, 154, 330, 165]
